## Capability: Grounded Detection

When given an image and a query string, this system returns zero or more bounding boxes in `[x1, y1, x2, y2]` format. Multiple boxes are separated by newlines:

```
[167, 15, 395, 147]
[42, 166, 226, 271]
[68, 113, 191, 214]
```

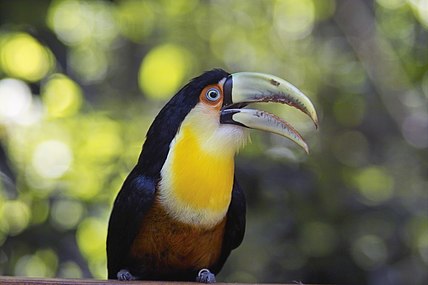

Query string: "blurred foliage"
[0, 0, 427, 284]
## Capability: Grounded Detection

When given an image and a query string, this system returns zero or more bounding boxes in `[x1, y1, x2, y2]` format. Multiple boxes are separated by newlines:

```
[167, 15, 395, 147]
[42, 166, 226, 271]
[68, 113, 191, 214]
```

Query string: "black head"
[136, 68, 230, 178]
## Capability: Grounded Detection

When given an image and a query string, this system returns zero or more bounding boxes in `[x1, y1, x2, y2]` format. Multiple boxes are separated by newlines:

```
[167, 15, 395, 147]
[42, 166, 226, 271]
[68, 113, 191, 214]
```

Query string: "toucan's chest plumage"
[158, 104, 246, 227]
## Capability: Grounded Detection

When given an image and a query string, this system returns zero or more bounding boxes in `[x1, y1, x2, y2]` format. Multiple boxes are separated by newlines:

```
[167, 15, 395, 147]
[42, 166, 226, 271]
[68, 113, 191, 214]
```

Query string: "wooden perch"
[0, 276, 309, 285]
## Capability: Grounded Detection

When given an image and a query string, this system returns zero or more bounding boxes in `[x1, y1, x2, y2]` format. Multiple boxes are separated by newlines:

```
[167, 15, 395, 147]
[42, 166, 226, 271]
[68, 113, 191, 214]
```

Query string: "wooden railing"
[0, 277, 306, 285]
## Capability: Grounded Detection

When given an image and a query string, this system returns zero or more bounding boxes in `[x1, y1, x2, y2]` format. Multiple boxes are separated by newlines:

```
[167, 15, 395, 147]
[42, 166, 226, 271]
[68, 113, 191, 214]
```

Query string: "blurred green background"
[0, 0, 427, 284]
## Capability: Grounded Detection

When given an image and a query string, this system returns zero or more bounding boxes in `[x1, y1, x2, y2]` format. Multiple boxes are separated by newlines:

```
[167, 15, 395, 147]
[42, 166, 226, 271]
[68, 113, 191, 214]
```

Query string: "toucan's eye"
[205, 88, 221, 102]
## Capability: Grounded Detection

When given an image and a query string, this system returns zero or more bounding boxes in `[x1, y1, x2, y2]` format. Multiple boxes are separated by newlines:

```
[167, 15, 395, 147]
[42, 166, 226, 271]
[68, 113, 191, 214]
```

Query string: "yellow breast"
[158, 103, 247, 227]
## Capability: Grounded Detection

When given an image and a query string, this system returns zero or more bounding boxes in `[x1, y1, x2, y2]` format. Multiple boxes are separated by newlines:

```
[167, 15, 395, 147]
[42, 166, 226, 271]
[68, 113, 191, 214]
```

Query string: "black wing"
[212, 178, 246, 274]
[106, 170, 156, 279]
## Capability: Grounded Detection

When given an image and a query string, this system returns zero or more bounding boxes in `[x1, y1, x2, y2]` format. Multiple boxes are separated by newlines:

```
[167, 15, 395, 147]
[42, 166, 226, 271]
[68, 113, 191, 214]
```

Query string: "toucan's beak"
[220, 72, 318, 153]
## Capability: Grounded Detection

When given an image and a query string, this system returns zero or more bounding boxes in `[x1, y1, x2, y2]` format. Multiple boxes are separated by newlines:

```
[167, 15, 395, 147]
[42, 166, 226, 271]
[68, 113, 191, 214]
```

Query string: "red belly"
[130, 199, 226, 276]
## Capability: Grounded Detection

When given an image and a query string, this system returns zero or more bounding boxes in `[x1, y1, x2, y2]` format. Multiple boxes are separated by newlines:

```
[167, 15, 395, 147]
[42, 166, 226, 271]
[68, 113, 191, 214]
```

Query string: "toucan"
[106, 69, 318, 283]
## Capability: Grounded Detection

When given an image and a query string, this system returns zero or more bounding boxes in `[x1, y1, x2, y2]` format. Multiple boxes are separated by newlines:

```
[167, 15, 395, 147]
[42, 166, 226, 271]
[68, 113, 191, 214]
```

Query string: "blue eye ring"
[205, 88, 221, 102]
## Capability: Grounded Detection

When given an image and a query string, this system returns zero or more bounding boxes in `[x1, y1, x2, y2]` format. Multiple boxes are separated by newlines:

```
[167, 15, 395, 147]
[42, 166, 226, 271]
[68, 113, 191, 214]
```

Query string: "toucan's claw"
[196, 268, 216, 283]
[117, 269, 137, 281]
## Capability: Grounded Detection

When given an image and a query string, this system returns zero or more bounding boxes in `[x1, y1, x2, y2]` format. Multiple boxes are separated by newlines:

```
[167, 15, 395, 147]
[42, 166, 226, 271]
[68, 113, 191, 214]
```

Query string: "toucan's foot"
[196, 268, 216, 283]
[117, 269, 137, 281]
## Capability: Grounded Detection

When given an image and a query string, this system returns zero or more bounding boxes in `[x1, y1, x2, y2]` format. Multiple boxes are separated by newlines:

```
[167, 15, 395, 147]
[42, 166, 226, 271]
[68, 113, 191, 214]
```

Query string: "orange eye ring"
[199, 84, 224, 109]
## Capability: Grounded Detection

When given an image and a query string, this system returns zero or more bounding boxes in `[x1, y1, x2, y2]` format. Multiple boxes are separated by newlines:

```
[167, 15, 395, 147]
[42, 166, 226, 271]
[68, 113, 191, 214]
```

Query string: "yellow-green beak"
[221, 72, 318, 153]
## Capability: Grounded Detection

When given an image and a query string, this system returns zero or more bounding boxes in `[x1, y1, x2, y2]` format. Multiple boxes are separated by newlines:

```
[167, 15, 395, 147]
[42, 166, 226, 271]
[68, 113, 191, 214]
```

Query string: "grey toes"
[117, 269, 136, 281]
[196, 268, 216, 283]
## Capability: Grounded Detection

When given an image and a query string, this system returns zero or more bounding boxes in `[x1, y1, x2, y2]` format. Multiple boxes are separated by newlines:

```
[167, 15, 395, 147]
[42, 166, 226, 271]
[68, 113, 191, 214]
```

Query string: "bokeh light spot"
[47, 0, 89, 45]
[51, 199, 84, 230]
[76, 217, 106, 267]
[352, 166, 394, 205]
[80, 119, 123, 162]
[42, 74, 83, 118]
[15, 255, 47, 277]
[0, 33, 53, 82]
[47, 0, 118, 46]
[32, 140, 73, 179]
[0, 78, 32, 124]
[65, 166, 102, 200]
[69, 46, 108, 83]
[139, 44, 191, 100]
[58, 261, 83, 278]
[14, 249, 58, 277]
[351, 235, 388, 269]
[116, 0, 155, 42]
[0, 200, 30, 236]
[274, 0, 315, 40]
